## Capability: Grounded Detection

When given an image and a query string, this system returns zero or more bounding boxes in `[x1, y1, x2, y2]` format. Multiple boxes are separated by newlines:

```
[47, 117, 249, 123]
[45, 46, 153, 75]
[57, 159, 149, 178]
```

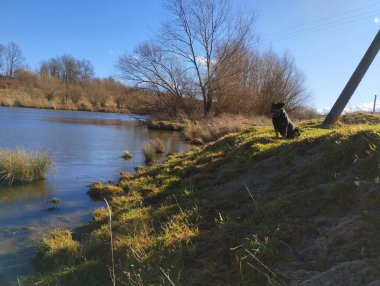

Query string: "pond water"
[0, 107, 189, 285]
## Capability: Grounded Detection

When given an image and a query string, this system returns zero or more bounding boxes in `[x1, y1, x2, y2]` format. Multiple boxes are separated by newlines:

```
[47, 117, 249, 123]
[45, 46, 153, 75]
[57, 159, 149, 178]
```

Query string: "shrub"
[0, 149, 52, 185]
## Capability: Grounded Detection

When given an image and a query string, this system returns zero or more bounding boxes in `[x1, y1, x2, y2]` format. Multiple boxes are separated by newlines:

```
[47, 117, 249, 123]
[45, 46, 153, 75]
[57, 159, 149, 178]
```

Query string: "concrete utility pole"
[373, 94, 377, 113]
[323, 29, 380, 126]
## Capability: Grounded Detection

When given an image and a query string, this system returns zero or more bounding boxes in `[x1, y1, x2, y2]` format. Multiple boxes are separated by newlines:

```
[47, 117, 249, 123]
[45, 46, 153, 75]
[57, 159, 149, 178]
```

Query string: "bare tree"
[255, 51, 308, 114]
[118, 41, 193, 116]
[213, 48, 309, 115]
[78, 59, 94, 85]
[5, 42, 24, 77]
[213, 48, 259, 114]
[40, 55, 94, 85]
[118, 0, 255, 116]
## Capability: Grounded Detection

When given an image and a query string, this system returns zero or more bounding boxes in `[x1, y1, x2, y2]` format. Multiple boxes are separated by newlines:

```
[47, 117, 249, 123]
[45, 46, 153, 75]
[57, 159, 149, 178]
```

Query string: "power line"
[267, 2, 380, 37]
[270, 9, 380, 42]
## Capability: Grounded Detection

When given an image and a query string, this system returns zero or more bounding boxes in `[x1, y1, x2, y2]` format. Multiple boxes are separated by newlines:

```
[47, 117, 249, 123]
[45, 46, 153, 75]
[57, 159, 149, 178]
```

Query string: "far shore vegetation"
[0, 149, 52, 185]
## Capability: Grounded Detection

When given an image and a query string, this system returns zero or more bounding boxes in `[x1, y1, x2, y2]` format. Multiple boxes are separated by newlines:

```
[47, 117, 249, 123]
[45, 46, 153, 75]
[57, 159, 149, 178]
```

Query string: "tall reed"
[142, 138, 165, 163]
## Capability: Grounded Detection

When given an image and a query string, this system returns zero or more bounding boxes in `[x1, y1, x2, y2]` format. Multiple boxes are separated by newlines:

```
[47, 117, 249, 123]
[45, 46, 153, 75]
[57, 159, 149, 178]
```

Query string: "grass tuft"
[0, 149, 52, 185]
[88, 182, 124, 200]
[142, 138, 165, 163]
[35, 230, 81, 272]
[183, 115, 247, 143]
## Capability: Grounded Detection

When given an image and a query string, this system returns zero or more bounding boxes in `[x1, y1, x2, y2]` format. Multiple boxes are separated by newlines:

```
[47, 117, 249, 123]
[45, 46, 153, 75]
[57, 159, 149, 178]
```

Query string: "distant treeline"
[0, 42, 150, 113]
[0, 39, 318, 119]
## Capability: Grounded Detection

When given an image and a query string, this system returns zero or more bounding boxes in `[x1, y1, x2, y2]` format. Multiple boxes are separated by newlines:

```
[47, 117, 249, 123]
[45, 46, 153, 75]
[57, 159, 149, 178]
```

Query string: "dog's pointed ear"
[278, 103, 285, 108]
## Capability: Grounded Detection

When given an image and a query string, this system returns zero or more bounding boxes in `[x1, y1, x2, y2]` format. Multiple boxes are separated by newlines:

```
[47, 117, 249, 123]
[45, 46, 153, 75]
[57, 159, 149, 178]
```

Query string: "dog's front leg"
[283, 126, 288, 139]
[275, 130, 279, 138]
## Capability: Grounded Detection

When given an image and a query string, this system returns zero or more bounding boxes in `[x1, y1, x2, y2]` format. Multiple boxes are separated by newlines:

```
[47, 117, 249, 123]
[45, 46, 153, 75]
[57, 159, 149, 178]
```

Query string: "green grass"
[0, 149, 52, 185]
[24, 113, 380, 285]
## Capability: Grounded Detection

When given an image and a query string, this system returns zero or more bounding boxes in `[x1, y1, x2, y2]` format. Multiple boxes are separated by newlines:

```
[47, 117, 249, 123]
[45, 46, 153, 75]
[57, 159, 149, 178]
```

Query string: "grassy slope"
[25, 113, 380, 285]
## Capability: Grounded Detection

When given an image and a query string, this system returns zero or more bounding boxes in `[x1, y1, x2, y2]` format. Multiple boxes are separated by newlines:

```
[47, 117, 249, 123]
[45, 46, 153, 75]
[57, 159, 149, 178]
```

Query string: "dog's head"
[271, 102, 285, 117]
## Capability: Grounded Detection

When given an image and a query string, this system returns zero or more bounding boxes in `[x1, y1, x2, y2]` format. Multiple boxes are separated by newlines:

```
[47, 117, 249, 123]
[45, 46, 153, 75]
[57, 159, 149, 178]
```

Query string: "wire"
[267, 2, 380, 37]
[270, 10, 380, 42]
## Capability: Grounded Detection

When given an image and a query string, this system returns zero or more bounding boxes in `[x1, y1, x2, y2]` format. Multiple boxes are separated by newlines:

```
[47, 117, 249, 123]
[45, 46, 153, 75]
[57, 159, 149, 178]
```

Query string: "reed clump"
[0, 149, 52, 185]
[142, 138, 165, 163]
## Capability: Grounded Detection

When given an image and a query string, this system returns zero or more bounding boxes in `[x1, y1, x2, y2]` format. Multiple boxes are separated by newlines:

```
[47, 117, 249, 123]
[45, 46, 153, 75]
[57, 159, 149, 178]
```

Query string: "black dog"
[271, 102, 300, 139]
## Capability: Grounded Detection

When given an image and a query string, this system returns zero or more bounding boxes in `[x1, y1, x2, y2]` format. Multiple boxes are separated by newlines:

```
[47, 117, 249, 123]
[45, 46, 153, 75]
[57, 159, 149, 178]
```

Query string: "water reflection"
[43, 117, 145, 127]
[0, 181, 50, 207]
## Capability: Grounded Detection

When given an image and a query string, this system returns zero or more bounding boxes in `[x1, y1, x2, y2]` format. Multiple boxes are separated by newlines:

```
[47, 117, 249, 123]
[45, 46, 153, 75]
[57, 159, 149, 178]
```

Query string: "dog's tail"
[293, 128, 301, 138]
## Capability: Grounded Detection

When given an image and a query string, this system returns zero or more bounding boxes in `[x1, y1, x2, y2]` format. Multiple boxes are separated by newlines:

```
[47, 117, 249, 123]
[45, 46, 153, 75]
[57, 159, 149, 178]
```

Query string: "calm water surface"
[0, 107, 189, 284]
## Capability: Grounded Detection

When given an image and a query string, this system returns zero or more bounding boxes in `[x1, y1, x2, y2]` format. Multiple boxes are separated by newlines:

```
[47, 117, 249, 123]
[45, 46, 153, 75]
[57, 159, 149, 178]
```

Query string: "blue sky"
[1, 0, 380, 111]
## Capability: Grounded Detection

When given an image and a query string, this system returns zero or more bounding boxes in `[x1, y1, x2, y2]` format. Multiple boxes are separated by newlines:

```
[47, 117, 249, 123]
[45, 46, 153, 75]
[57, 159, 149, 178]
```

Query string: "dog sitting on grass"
[271, 102, 301, 139]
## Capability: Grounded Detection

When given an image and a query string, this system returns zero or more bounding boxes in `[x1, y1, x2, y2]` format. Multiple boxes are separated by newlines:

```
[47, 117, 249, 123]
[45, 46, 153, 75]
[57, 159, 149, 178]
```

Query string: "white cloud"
[132, 54, 141, 60]
[196, 55, 207, 66]
[195, 55, 217, 67]
[319, 101, 379, 114]
[345, 102, 377, 113]
[375, 17, 380, 24]
[317, 107, 330, 115]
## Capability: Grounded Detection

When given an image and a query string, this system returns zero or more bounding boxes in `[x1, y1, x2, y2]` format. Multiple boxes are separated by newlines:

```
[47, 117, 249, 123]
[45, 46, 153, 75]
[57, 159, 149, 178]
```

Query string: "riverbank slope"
[24, 113, 380, 285]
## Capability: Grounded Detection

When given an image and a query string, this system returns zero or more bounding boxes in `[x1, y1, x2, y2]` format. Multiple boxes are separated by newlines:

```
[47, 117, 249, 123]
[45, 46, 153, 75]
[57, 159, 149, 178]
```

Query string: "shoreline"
[0, 107, 192, 285]
[22, 113, 380, 285]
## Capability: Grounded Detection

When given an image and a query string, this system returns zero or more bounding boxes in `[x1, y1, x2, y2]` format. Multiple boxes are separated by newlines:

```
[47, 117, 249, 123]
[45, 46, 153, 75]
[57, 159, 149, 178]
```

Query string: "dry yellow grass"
[0, 149, 52, 185]
[183, 114, 269, 143]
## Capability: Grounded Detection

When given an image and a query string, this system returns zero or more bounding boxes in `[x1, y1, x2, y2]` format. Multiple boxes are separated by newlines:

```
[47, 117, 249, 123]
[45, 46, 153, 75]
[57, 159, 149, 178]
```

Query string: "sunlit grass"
[35, 230, 81, 272]
[0, 149, 52, 185]
[24, 113, 380, 285]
